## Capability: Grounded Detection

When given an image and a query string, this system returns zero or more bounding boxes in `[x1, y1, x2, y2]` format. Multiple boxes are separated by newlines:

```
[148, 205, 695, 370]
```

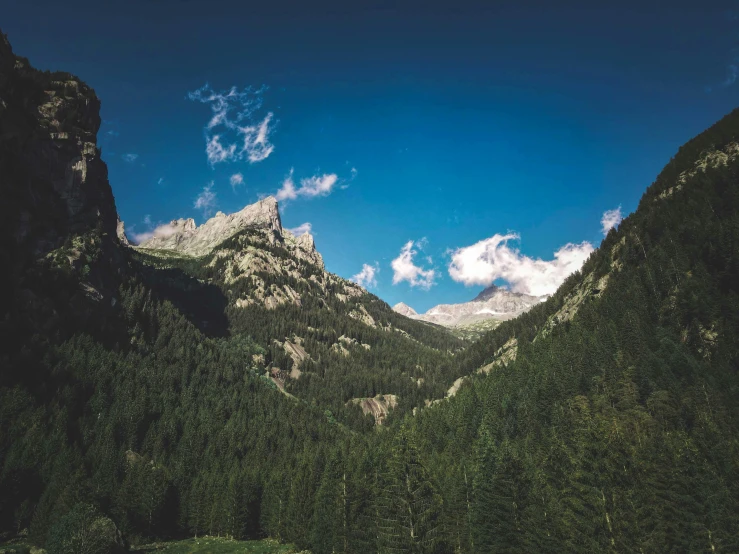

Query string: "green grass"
[131, 536, 305, 554]
[0, 538, 33, 553]
[451, 319, 502, 341]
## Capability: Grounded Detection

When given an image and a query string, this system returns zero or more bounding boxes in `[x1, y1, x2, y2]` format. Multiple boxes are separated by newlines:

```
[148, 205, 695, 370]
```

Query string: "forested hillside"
[2, 30, 739, 553]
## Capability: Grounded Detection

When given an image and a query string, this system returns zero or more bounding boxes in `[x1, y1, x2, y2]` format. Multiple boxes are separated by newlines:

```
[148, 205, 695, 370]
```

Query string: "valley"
[2, 23, 739, 554]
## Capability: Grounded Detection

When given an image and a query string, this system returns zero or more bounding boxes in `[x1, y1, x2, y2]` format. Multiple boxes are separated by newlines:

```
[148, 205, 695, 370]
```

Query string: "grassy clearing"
[131, 536, 305, 554]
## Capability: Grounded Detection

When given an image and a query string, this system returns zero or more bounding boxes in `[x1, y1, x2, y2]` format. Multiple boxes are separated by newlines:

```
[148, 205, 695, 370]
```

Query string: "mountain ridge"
[393, 284, 545, 328]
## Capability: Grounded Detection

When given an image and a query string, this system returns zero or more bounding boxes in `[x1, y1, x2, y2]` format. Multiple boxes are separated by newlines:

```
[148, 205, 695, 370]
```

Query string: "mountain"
[391, 301, 417, 317]
[393, 284, 545, 328]
[0, 31, 463, 548]
[413, 106, 739, 552]
[136, 197, 322, 263]
[2, 30, 739, 554]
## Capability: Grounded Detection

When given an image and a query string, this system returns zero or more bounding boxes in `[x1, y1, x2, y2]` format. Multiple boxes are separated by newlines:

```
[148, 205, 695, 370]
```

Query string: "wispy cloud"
[275, 169, 339, 202]
[230, 173, 245, 191]
[131, 222, 182, 244]
[352, 262, 379, 289]
[724, 62, 739, 87]
[448, 233, 593, 297]
[601, 206, 623, 235]
[287, 222, 313, 236]
[157, 177, 165, 186]
[194, 181, 217, 216]
[130, 214, 184, 244]
[122, 153, 139, 163]
[392, 240, 436, 290]
[188, 84, 275, 166]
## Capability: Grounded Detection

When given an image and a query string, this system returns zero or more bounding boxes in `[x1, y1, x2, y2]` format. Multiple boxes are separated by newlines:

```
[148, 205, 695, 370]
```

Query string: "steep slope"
[130, 199, 464, 420]
[0, 32, 458, 548]
[406, 109, 739, 552]
[394, 284, 544, 328]
[0, 30, 127, 375]
[4, 29, 739, 554]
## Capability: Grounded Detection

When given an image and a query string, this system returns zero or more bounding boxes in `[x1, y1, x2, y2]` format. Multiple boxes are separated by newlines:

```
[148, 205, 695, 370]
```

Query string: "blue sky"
[4, 0, 739, 311]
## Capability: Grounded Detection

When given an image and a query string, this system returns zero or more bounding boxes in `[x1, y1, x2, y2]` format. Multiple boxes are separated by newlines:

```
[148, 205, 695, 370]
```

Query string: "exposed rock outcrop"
[140, 197, 282, 255]
[0, 31, 121, 258]
[393, 285, 545, 328]
[392, 302, 418, 317]
[138, 196, 326, 270]
[349, 394, 398, 425]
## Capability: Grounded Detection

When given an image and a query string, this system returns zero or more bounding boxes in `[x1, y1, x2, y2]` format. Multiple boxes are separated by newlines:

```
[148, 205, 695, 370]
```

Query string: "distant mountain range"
[393, 284, 546, 327]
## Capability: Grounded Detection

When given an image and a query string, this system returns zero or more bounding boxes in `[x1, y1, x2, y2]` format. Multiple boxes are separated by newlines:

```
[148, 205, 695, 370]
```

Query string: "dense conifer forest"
[2, 30, 739, 553]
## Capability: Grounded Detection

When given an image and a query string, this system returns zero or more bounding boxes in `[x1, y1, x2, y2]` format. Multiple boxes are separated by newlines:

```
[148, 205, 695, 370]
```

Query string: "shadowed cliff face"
[0, 31, 120, 263]
[0, 30, 130, 351]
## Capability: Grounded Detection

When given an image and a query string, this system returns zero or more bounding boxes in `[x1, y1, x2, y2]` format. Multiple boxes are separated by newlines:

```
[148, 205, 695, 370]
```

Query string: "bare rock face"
[116, 218, 129, 246]
[393, 285, 545, 328]
[392, 302, 418, 317]
[139, 197, 283, 256]
[283, 227, 324, 268]
[138, 195, 325, 270]
[0, 31, 121, 257]
[349, 394, 398, 425]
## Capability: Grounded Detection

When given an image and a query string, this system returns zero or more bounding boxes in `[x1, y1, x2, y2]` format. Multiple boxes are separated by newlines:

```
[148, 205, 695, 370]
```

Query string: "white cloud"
[287, 222, 313, 236]
[601, 206, 623, 235]
[298, 174, 338, 197]
[352, 263, 379, 289]
[274, 170, 339, 202]
[157, 177, 164, 186]
[131, 222, 182, 244]
[448, 233, 593, 297]
[391, 240, 436, 290]
[194, 181, 217, 216]
[276, 170, 298, 201]
[122, 153, 139, 163]
[188, 84, 275, 166]
[230, 173, 245, 191]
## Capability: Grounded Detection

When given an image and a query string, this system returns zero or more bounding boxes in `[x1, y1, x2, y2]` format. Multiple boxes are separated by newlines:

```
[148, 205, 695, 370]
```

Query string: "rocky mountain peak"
[393, 302, 418, 317]
[139, 196, 283, 256]
[393, 285, 544, 328]
[472, 284, 500, 302]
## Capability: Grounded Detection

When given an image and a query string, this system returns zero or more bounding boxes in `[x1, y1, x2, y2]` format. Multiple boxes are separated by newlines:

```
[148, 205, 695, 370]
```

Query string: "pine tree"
[377, 428, 443, 554]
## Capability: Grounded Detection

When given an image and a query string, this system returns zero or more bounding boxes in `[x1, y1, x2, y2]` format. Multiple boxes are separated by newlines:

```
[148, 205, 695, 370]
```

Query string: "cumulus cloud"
[122, 153, 139, 163]
[194, 181, 217, 216]
[352, 263, 379, 289]
[274, 170, 339, 202]
[287, 222, 313, 236]
[601, 206, 623, 235]
[230, 173, 245, 191]
[392, 240, 436, 290]
[187, 84, 275, 166]
[448, 233, 593, 297]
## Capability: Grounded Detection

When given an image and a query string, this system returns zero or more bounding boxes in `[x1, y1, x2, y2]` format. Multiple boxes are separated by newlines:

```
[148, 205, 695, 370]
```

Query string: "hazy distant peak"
[392, 302, 418, 317]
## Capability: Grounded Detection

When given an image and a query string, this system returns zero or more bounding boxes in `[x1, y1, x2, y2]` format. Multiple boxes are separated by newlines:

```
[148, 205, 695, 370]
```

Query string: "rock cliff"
[137, 196, 324, 268]
[0, 31, 120, 259]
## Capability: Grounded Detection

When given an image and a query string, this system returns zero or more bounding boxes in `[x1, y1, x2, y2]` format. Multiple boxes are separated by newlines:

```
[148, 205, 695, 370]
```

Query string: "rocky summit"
[135, 196, 324, 268]
[392, 302, 418, 317]
[393, 284, 545, 328]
